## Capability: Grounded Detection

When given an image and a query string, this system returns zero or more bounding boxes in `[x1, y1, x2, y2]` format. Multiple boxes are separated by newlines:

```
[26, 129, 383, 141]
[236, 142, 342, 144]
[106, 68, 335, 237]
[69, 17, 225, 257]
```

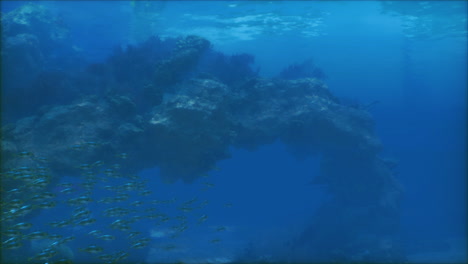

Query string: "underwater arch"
[2, 76, 402, 261]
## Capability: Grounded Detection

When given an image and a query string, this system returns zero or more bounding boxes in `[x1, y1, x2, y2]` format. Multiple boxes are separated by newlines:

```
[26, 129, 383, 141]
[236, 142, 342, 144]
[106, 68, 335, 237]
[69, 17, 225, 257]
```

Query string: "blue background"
[1, 1, 466, 263]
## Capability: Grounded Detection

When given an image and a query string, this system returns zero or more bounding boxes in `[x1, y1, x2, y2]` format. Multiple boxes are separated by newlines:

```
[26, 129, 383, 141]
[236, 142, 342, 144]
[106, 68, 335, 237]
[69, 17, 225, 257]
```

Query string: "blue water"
[1, 1, 466, 263]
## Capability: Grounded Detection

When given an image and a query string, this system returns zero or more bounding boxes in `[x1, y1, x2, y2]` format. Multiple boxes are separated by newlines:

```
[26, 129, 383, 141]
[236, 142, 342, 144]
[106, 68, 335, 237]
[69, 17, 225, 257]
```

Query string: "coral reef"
[2, 78, 382, 184]
[1, 5, 403, 261]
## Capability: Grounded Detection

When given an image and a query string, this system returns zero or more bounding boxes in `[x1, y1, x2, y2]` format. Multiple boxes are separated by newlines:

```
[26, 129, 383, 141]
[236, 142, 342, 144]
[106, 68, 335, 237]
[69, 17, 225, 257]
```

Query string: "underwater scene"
[0, 1, 466, 264]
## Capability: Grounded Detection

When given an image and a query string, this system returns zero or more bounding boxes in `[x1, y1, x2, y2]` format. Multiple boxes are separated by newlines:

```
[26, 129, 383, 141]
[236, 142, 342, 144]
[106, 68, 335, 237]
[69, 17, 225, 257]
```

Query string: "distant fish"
[36, 201, 56, 209]
[131, 201, 144, 207]
[131, 242, 148, 249]
[79, 245, 103, 254]
[113, 251, 129, 261]
[128, 231, 141, 239]
[2, 237, 22, 249]
[139, 190, 152, 196]
[97, 254, 114, 262]
[88, 230, 102, 237]
[214, 226, 227, 232]
[85, 141, 101, 148]
[178, 206, 193, 212]
[67, 196, 93, 206]
[28, 249, 57, 261]
[60, 188, 75, 194]
[75, 217, 96, 226]
[198, 214, 208, 224]
[61, 236, 76, 243]
[12, 222, 33, 230]
[49, 220, 71, 228]
[26, 231, 49, 240]
[116, 153, 128, 159]
[211, 238, 221, 244]
[97, 235, 115, 241]
[70, 144, 84, 151]
[48, 234, 63, 240]
[3, 229, 22, 237]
